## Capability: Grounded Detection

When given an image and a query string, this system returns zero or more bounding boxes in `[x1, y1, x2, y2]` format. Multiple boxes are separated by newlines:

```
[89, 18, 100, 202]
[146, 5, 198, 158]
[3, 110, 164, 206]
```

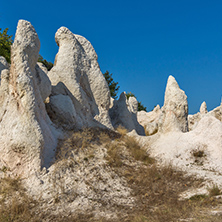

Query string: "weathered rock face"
[159, 75, 188, 133]
[200, 101, 207, 114]
[0, 56, 9, 82]
[188, 113, 201, 131]
[138, 105, 162, 136]
[47, 27, 113, 129]
[35, 62, 51, 101]
[188, 102, 207, 131]
[0, 56, 9, 83]
[208, 105, 222, 121]
[0, 20, 58, 176]
[46, 94, 77, 130]
[109, 92, 145, 135]
[188, 101, 222, 131]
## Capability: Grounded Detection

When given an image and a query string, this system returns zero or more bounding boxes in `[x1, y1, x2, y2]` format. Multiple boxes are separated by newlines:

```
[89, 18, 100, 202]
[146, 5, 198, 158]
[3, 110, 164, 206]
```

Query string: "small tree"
[103, 71, 120, 99]
[126, 92, 147, 112]
[38, 55, 53, 71]
[0, 28, 13, 63]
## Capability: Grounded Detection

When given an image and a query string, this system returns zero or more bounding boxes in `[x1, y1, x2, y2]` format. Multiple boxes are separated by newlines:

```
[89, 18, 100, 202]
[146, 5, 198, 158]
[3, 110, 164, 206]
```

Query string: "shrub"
[0, 28, 13, 63]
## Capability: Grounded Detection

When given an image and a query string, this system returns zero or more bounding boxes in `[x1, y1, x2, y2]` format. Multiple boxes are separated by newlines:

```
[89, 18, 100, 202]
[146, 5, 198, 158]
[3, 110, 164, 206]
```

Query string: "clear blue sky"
[1, 0, 222, 114]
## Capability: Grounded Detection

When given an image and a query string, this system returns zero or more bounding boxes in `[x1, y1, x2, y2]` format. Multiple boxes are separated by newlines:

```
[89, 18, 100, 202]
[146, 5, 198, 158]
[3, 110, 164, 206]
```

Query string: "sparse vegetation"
[191, 145, 207, 166]
[209, 185, 221, 197]
[1, 128, 222, 221]
[124, 136, 155, 164]
[116, 125, 128, 136]
[192, 150, 205, 158]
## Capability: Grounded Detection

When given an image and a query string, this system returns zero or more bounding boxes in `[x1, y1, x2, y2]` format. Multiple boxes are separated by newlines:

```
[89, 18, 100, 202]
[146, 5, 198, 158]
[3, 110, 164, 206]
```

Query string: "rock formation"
[2, 19, 222, 221]
[0, 56, 9, 82]
[188, 102, 207, 131]
[208, 104, 222, 122]
[0, 19, 147, 177]
[109, 92, 145, 135]
[159, 75, 188, 133]
[189, 101, 222, 131]
[145, 115, 222, 173]
[35, 62, 51, 101]
[200, 101, 207, 114]
[0, 20, 58, 176]
[47, 27, 113, 130]
[137, 105, 162, 135]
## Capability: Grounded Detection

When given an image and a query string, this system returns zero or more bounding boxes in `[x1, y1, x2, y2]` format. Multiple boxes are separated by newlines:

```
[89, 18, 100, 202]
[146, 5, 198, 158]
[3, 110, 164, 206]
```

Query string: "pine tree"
[103, 71, 120, 99]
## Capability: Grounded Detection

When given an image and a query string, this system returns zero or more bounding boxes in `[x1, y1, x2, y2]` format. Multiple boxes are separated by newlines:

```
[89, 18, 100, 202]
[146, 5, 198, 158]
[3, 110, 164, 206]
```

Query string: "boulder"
[48, 27, 113, 129]
[0, 20, 58, 176]
[109, 92, 145, 135]
[159, 75, 188, 133]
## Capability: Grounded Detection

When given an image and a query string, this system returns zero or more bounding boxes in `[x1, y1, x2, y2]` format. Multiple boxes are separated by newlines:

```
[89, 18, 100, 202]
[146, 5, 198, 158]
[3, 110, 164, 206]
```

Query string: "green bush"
[0, 28, 13, 63]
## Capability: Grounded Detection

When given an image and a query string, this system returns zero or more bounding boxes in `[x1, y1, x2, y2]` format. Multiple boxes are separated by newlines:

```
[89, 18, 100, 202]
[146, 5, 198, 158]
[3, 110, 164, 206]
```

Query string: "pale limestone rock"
[0, 56, 9, 82]
[109, 92, 145, 135]
[189, 102, 221, 131]
[0, 56, 9, 83]
[208, 105, 222, 121]
[48, 27, 112, 129]
[134, 115, 222, 187]
[137, 105, 162, 136]
[157, 116, 222, 173]
[0, 20, 58, 176]
[200, 101, 207, 114]
[46, 94, 77, 130]
[128, 96, 138, 113]
[35, 62, 51, 101]
[159, 75, 188, 133]
[188, 113, 201, 131]
[110, 97, 114, 108]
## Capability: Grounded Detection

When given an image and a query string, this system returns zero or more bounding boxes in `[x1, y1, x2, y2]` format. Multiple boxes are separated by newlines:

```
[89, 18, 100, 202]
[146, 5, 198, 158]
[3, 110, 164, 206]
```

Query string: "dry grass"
[1, 128, 222, 221]
[116, 125, 128, 136]
[105, 133, 222, 222]
[0, 177, 104, 222]
[0, 177, 38, 222]
[124, 136, 155, 164]
[209, 185, 221, 197]
[106, 142, 123, 167]
[56, 127, 120, 161]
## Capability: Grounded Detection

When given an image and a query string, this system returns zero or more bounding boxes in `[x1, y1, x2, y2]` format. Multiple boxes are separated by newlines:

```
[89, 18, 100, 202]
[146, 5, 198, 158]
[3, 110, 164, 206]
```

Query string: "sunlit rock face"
[137, 105, 162, 136]
[0, 20, 58, 176]
[159, 75, 188, 133]
[47, 27, 113, 130]
[109, 92, 145, 135]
